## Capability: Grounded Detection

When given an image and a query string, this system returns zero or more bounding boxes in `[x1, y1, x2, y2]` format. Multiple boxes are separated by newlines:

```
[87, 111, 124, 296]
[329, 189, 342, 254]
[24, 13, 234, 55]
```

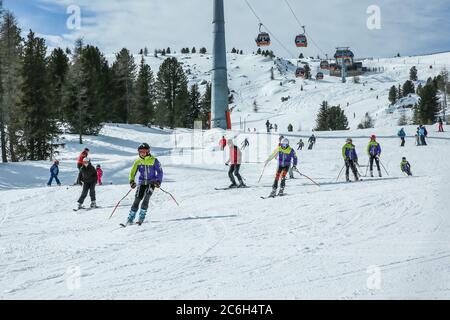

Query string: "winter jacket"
[78, 163, 98, 184]
[96, 168, 103, 179]
[268, 146, 298, 168]
[342, 143, 358, 161]
[77, 151, 89, 165]
[401, 160, 411, 172]
[129, 155, 163, 186]
[50, 164, 59, 176]
[227, 146, 242, 165]
[367, 141, 381, 157]
[398, 129, 406, 138]
[308, 136, 316, 144]
[219, 138, 227, 149]
[418, 128, 426, 137]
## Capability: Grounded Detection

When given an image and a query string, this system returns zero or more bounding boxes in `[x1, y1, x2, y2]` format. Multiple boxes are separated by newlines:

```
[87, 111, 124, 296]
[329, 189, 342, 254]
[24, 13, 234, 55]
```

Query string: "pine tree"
[63, 44, 108, 143]
[240, 50, 243, 55]
[315, 101, 329, 131]
[303, 64, 311, 80]
[397, 84, 402, 100]
[416, 84, 439, 124]
[398, 112, 408, 126]
[231, 48, 237, 54]
[257, 48, 262, 55]
[416, 83, 423, 95]
[166, 47, 171, 54]
[191, 47, 196, 54]
[358, 112, 375, 129]
[133, 56, 155, 125]
[0, 11, 23, 162]
[144, 47, 149, 56]
[139, 48, 143, 55]
[253, 100, 258, 113]
[199, 83, 211, 128]
[47, 48, 69, 122]
[111, 48, 137, 123]
[185, 84, 201, 128]
[155, 57, 188, 128]
[402, 80, 415, 97]
[388, 85, 398, 104]
[154, 49, 158, 58]
[19, 30, 58, 160]
[270, 67, 274, 80]
[410, 66, 418, 81]
[299, 53, 304, 59]
[200, 47, 207, 54]
[161, 49, 166, 56]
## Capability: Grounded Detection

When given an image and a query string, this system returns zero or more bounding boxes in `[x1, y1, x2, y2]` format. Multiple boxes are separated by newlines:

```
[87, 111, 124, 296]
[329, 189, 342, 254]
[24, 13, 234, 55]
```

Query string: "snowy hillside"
[106, 51, 450, 132]
[1, 51, 450, 299]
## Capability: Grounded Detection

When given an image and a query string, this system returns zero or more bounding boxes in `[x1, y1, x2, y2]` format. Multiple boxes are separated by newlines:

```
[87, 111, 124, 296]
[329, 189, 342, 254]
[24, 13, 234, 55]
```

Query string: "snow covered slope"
[1, 121, 450, 299]
[107, 51, 450, 132]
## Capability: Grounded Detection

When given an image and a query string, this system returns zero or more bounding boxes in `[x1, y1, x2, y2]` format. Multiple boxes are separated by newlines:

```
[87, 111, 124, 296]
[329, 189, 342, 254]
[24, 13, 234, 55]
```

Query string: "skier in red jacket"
[225, 140, 246, 188]
[96, 164, 103, 185]
[219, 136, 227, 150]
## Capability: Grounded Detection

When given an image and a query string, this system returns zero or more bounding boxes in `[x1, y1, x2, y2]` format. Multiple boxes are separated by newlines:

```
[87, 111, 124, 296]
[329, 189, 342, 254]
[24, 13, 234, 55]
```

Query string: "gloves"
[292, 166, 297, 171]
[130, 181, 137, 189]
[153, 181, 161, 188]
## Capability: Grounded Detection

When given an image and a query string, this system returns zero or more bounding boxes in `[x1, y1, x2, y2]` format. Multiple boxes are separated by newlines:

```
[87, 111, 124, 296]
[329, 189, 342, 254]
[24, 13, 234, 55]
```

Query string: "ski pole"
[364, 160, 370, 177]
[159, 187, 180, 207]
[294, 168, 320, 187]
[336, 165, 345, 182]
[109, 188, 133, 220]
[258, 162, 269, 184]
[380, 160, 390, 176]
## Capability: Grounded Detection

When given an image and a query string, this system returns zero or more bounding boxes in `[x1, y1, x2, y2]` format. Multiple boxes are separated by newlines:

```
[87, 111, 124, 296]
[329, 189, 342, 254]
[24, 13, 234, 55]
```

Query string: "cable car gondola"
[255, 23, 271, 47]
[320, 60, 329, 70]
[295, 26, 308, 48]
[316, 72, 324, 80]
[295, 67, 305, 78]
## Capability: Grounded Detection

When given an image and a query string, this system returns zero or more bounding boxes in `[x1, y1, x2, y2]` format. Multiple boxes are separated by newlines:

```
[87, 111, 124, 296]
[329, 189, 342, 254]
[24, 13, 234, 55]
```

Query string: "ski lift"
[256, 23, 271, 47]
[295, 26, 308, 48]
[320, 60, 329, 70]
[316, 72, 324, 80]
[295, 67, 305, 78]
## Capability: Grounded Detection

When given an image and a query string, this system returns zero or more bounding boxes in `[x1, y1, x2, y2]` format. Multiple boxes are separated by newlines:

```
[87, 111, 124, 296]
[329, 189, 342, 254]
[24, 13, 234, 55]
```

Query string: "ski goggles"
[281, 143, 289, 148]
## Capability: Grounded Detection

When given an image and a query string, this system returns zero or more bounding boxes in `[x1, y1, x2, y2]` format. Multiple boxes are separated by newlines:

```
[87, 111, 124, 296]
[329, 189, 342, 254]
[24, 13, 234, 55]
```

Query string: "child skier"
[401, 157, 413, 176]
[297, 139, 305, 151]
[398, 128, 406, 147]
[96, 165, 103, 185]
[47, 160, 61, 186]
[265, 138, 298, 197]
[342, 138, 359, 182]
[367, 135, 382, 177]
[225, 140, 246, 188]
[308, 134, 316, 150]
[76, 148, 90, 185]
[76, 158, 98, 209]
[126, 143, 163, 226]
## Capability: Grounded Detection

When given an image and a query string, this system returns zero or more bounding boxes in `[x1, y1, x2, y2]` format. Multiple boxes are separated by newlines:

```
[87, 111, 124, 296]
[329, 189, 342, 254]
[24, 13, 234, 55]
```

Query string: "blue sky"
[3, 0, 450, 58]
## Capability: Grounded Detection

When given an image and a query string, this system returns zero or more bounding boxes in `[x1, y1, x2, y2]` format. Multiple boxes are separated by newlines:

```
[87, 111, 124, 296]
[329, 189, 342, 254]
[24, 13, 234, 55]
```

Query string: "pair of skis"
[73, 206, 101, 212]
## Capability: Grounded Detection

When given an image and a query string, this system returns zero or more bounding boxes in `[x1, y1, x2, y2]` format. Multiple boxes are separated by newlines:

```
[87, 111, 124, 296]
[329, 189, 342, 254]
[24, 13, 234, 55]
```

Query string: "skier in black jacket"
[76, 158, 98, 209]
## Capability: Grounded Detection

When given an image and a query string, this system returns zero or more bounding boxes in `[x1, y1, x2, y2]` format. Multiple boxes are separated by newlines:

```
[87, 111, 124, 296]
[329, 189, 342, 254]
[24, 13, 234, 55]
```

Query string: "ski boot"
[238, 181, 247, 188]
[269, 188, 277, 198]
[228, 183, 238, 189]
[126, 210, 137, 225]
[346, 174, 351, 183]
[137, 210, 147, 226]
[370, 170, 374, 178]
[278, 188, 285, 197]
[90, 201, 97, 209]
[77, 202, 84, 210]
[378, 170, 382, 178]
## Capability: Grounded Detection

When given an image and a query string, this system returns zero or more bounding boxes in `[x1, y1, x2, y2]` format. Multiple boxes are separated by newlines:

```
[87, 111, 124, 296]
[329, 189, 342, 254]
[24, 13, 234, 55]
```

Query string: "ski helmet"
[138, 143, 150, 151]
[371, 134, 376, 140]
[281, 138, 290, 148]
[54, 160, 60, 165]
[346, 138, 353, 143]
[84, 148, 90, 152]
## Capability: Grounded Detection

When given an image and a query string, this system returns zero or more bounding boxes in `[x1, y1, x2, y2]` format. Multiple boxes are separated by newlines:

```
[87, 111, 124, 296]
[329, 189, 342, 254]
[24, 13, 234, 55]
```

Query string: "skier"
[225, 140, 246, 188]
[418, 125, 427, 146]
[96, 164, 103, 186]
[400, 157, 413, 176]
[367, 135, 382, 178]
[47, 160, 61, 187]
[308, 134, 316, 150]
[438, 117, 444, 132]
[76, 148, 90, 185]
[265, 138, 298, 197]
[241, 138, 250, 150]
[398, 128, 406, 147]
[297, 139, 305, 151]
[266, 120, 271, 133]
[76, 158, 98, 210]
[126, 143, 163, 226]
[415, 127, 421, 146]
[219, 136, 227, 150]
[342, 138, 359, 182]
[274, 124, 278, 132]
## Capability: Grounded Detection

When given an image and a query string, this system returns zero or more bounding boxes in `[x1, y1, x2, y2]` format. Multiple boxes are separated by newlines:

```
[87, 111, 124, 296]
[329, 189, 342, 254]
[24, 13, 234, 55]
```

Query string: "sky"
[3, 0, 450, 59]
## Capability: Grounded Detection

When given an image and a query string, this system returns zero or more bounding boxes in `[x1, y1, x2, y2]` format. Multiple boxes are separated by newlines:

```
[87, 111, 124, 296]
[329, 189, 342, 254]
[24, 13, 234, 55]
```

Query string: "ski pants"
[438, 124, 444, 132]
[345, 160, 358, 180]
[400, 137, 405, 147]
[76, 163, 83, 185]
[228, 164, 243, 185]
[47, 174, 61, 186]
[420, 136, 427, 145]
[308, 143, 314, 150]
[131, 184, 155, 212]
[369, 156, 381, 172]
[78, 182, 96, 204]
[273, 166, 289, 190]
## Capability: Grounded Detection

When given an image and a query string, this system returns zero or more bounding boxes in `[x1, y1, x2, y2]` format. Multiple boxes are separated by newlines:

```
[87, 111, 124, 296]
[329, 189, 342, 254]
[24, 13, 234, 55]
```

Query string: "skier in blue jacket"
[47, 160, 61, 186]
[342, 138, 359, 182]
[367, 135, 382, 178]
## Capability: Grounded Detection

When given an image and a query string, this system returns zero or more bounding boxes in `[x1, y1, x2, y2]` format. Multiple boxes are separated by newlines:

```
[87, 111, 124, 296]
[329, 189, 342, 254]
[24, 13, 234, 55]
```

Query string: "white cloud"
[35, 0, 449, 57]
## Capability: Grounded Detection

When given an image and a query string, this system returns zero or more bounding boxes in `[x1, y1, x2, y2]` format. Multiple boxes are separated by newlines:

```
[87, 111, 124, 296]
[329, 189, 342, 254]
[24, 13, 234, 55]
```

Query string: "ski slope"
[1, 123, 450, 299]
[1, 51, 450, 299]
